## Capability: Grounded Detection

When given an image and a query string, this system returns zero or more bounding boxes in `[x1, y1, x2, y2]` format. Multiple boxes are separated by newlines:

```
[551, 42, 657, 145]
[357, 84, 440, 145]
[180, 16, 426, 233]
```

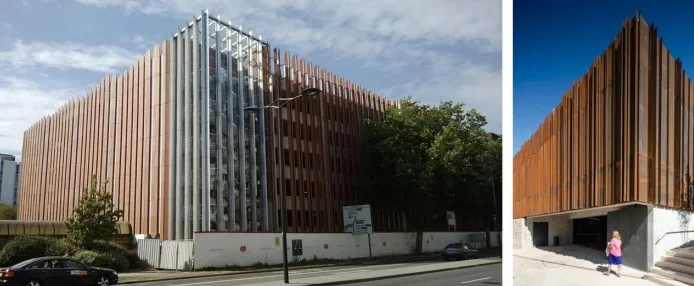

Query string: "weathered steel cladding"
[17, 43, 172, 237]
[267, 50, 402, 232]
[17, 43, 403, 237]
[514, 15, 694, 218]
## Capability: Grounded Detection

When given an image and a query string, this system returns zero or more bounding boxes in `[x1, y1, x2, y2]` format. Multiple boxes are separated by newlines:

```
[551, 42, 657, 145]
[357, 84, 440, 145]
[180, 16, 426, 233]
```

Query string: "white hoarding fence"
[135, 239, 194, 270]
[343, 204, 373, 235]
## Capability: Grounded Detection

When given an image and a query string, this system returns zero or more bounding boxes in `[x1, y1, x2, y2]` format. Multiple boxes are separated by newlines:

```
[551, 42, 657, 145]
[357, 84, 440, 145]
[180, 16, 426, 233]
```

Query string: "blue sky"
[514, 0, 694, 154]
[0, 0, 501, 160]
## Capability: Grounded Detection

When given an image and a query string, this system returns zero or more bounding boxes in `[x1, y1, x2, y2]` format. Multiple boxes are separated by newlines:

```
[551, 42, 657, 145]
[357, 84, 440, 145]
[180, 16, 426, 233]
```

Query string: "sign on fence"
[342, 204, 373, 235]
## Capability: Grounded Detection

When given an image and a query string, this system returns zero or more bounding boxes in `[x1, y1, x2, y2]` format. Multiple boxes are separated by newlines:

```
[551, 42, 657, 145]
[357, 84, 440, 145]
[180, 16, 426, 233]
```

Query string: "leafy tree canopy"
[0, 204, 17, 220]
[360, 97, 501, 252]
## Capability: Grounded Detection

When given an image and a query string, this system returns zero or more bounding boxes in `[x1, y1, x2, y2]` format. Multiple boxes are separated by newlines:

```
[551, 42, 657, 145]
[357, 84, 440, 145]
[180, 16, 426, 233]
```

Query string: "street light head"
[300, 87, 321, 98]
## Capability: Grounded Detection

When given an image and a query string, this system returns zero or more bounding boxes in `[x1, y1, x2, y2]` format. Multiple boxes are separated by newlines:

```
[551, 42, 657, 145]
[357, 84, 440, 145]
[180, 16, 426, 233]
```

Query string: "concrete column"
[236, 28, 247, 232]
[225, 24, 237, 231]
[257, 42, 269, 231]
[192, 17, 200, 237]
[168, 37, 178, 240]
[248, 31, 258, 232]
[201, 9, 212, 232]
[214, 22, 224, 230]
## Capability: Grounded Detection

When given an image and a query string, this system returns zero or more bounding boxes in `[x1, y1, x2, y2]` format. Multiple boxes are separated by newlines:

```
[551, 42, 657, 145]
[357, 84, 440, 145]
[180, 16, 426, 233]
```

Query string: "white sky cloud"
[0, 39, 137, 158]
[0, 75, 90, 160]
[0, 0, 501, 159]
[0, 40, 139, 74]
[94, 0, 503, 131]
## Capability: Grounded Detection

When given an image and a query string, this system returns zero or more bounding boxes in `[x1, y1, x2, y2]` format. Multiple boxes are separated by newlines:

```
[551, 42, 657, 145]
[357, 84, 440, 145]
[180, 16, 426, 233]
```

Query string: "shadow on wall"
[678, 209, 691, 246]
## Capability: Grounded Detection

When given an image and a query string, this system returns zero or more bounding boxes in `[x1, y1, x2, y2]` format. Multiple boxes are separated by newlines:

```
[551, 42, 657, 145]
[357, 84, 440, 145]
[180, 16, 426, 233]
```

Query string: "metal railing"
[655, 230, 694, 245]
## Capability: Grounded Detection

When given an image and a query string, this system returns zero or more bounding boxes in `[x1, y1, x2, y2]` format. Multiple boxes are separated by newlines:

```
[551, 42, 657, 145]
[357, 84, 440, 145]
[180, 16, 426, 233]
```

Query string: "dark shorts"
[607, 254, 623, 265]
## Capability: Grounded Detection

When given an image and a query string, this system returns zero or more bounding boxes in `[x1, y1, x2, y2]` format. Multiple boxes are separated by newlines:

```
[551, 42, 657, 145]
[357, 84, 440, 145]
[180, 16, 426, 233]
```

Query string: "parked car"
[442, 243, 479, 261]
[0, 256, 118, 286]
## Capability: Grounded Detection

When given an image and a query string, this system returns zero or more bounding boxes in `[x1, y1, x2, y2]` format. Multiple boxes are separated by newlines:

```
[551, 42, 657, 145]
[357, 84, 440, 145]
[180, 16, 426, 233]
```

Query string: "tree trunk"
[415, 230, 424, 254]
[485, 218, 491, 249]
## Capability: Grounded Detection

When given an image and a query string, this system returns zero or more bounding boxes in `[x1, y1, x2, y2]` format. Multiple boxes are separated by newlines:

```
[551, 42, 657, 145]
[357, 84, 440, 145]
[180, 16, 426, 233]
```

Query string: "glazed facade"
[18, 11, 398, 240]
[514, 15, 694, 218]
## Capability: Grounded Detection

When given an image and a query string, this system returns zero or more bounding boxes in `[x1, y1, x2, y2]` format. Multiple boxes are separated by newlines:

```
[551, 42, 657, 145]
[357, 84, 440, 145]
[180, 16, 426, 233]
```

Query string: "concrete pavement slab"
[240, 257, 502, 286]
[514, 245, 655, 285]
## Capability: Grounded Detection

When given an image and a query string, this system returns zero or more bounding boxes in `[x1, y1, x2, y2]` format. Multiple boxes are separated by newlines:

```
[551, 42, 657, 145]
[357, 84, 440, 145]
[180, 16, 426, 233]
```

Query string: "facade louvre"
[17, 11, 402, 240]
[514, 14, 694, 218]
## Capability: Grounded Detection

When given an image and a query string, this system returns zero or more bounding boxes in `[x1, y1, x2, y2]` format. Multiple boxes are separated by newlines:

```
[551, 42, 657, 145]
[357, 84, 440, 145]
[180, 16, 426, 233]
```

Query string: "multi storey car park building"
[17, 11, 410, 240]
[514, 14, 694, 271]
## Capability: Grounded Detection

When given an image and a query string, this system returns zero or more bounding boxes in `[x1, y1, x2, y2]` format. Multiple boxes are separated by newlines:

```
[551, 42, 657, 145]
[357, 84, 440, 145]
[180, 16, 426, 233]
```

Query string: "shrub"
[74, 250, 129, 272]
[123, 248, 145, 269]
[0, 236, 54, 266]
[46, 238, 78, 257]
[66, 176, 123, 249]
[90, 240, 144, 269]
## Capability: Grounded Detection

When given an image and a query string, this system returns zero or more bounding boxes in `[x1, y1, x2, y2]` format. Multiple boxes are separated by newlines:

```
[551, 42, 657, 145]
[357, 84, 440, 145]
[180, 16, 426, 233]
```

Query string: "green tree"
[0, 203, 17, 220]
[66, 175, 123, 249]
[360, 98, 501, 253]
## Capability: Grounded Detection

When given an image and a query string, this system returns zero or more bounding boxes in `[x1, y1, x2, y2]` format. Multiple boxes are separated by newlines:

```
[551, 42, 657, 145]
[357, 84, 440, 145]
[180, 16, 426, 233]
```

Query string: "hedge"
[74, 250, 129, 272]
[0, 236, 53, 266]
[46, 238, 78, 257]
[0, 236, 142, 270]
[91, 240, 144, 269]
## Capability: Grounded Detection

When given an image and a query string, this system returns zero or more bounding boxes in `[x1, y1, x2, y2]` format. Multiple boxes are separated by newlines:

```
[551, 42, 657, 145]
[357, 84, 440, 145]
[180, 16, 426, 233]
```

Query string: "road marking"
[461, 277, 491, 284]
[172, 264, 404, 286]
[332, 269, 371, 275]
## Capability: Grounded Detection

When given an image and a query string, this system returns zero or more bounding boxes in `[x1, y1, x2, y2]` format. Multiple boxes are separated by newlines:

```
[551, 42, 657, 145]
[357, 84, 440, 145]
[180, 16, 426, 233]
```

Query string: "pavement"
[122, 257, 501, 286]
[345, 263, 501, 285]
[514, 245, 656, 286]
[120, 248, 501, 284]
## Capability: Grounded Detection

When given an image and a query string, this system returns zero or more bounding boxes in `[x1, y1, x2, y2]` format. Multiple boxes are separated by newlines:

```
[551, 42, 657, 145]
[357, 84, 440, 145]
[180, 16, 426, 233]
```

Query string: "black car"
[0, 256, 118, 286]
[442, 243, 479, 261]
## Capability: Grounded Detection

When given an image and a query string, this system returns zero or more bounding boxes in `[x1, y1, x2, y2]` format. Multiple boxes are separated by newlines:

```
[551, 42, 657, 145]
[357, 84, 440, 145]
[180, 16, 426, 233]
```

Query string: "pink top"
[609, 238, 622, 257]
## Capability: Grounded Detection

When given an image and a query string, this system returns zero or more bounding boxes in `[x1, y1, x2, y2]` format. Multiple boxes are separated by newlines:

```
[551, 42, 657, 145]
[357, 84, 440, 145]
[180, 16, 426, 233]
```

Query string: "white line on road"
[332, 269, 371, 275]
[172, 264, 408, 286]
[461, 277, 491, 284]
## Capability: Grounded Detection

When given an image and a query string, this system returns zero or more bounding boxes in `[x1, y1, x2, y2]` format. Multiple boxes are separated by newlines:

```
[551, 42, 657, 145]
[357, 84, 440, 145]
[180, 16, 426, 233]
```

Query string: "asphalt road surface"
[347, 263, 501, 285]
[125, 259, 498, 286]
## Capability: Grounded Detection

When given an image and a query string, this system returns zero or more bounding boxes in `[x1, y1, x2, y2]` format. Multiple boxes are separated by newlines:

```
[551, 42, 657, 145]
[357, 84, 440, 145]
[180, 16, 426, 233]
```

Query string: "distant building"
[0, 154, 19, 206]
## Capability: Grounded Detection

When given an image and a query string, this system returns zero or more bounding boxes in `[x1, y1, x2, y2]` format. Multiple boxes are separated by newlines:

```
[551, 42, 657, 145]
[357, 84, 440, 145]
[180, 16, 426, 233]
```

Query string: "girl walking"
[604, 230, 623, 277]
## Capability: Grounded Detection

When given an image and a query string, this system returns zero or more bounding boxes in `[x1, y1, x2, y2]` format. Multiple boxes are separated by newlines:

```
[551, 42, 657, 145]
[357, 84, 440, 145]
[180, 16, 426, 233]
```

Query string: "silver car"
[442, 243, 479, 261]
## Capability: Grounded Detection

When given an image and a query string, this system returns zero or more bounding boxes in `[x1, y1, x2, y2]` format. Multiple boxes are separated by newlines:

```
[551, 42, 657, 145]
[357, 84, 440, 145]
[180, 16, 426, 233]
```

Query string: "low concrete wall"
[194, 231, 500, 268]
[512, 215, 572, 249]
[652, 206, 694, 269]
[513, 218, 530, 249]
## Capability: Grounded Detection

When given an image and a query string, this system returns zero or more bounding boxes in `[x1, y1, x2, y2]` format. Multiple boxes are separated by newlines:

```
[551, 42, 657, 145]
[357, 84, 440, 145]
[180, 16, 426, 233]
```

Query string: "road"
[347, 263, 501, 286]
[124, 259, 500, 286]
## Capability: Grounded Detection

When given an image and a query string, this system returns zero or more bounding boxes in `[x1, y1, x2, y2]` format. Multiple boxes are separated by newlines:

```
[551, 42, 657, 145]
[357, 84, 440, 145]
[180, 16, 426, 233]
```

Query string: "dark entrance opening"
[573, 216, 607, 250]
[532, 221, 549, 247]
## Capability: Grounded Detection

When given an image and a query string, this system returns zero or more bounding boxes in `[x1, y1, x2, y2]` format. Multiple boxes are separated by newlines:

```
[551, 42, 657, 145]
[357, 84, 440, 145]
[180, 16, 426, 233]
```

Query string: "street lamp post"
[245, 87, 321, 284]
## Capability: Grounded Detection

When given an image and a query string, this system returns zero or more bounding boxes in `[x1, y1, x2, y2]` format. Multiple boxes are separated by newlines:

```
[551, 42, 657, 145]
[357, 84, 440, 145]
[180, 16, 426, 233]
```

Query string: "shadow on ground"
[514, 245, 642, 279]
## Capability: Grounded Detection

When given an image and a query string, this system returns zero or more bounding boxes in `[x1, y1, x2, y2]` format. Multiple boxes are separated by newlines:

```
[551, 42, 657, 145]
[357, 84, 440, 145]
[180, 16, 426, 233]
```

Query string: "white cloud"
[73, 0, 502, 132]
[74, 0, 142, 10]
[0, 39, 138, 160]
[0, 40, 139, 73]
[0, 75, 89, 160]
